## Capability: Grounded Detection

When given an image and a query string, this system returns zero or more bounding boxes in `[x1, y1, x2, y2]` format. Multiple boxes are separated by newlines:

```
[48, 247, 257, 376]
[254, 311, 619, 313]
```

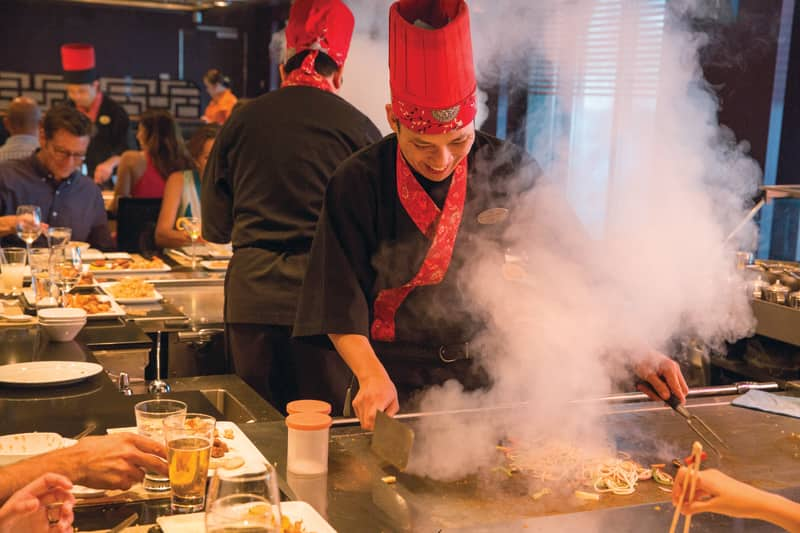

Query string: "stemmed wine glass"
[16, 205, 42, 263]
[177, 217, 202, 268]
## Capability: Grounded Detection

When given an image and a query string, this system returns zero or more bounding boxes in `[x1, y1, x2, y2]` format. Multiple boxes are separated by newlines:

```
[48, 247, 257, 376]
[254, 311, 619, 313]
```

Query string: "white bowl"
[38, 308, 87, 322]
[0, 432, 64, 466]
[39, 319, 86, 342]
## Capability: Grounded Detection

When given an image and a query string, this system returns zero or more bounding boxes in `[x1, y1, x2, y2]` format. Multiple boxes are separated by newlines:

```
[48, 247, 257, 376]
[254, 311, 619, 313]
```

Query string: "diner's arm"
[329, 333, 399, 430]
[155, 171, 192, 249]
[0, 215, 16, 237]
[110, 151, 143, 213]
[674, 468, 800, 532]
[0, 434, 166, 503]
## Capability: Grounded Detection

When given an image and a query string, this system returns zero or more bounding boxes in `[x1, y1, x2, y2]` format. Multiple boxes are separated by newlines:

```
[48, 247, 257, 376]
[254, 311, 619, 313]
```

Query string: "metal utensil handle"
[331, 381, 785, 427]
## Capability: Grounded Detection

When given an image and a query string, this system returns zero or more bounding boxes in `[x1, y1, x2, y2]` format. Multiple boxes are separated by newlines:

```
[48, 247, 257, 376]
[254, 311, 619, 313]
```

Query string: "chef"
[294, 0, 689, 429]
[202, 0, 382, 413]
[61, 43, 130, 185]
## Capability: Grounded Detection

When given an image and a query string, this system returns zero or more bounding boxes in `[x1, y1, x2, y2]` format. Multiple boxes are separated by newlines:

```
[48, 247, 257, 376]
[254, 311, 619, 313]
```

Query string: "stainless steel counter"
[241, 396, 800, 532]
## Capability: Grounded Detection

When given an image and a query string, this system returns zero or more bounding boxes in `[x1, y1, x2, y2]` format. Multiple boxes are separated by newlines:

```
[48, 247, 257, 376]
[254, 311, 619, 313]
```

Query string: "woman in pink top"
[112, 110, 193, 212]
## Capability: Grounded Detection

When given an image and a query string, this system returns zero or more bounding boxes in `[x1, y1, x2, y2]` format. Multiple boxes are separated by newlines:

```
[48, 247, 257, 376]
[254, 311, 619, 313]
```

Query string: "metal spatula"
[371, 410, 415, 471]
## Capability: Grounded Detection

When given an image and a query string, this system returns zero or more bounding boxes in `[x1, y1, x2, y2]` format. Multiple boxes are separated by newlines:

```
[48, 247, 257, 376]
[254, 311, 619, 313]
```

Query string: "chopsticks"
[669, 441, 704, 533]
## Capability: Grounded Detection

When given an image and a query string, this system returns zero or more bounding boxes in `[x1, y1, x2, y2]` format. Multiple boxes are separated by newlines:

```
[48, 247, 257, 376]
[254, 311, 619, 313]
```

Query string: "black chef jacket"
[202, 85, 382, 325]
[68, 94, 130, 178]
[293, 131, 541, 349]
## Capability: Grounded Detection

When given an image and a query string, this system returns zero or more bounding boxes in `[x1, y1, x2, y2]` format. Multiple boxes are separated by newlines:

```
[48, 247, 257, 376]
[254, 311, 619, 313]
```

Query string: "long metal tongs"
[651, 387, 727, 456]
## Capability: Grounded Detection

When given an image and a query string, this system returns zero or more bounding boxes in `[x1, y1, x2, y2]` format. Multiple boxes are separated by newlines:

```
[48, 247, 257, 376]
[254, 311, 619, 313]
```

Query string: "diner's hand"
[93, 161, 115, 184]
[633, 350, 689, 404]
[0, 473, 74, 533]
[64, 434, 167, 490]
[353, 371, 399, 431]
[673, 467, 800, 528]
[0, 216, 49, 237]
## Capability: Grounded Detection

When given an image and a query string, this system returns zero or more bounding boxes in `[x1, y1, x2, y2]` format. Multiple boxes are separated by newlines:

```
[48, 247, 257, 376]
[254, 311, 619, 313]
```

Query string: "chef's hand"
[93, 160, 115, 184]
[633, 351, 688, 404]
[61, 434, 167, 490]
[0, 473, 74, 533]
[353, 371, 399, 431]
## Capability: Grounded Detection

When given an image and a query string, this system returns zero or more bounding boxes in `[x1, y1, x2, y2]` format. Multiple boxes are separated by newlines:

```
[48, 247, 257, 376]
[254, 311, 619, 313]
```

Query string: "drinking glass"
[47, 227, 72, 263]
[176, 216, 201, 268]
[207, 463, 282, 516]
[134, 399, 188, 492]
[163, 412, 215, 513]
[54, 248, 82, 306]
[28, 248, 56, 307]
[0, 248, 26, 295]
[16, 205, 42, 262]
[205, 494, 280, 533]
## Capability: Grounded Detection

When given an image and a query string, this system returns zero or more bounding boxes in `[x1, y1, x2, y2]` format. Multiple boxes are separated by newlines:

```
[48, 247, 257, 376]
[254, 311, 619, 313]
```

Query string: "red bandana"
[392, 91, 477, 135]
[281, 51, 334, 93]
[370, 148, 468, 342]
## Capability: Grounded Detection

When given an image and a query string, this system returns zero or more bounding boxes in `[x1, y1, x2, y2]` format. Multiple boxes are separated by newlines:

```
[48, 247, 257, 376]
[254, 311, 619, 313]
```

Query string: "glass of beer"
[134, 399, 188, 491]
[205, 494, 280, 533]
[163, 412, 215, 513]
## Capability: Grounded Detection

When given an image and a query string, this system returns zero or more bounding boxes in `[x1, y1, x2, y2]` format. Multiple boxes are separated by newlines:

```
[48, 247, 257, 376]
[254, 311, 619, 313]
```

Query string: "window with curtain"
[524, 0, 667, 236]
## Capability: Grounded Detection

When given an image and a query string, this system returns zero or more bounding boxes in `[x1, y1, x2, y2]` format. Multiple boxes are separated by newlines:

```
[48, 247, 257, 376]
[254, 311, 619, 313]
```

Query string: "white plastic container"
[286, 412, 332, 476]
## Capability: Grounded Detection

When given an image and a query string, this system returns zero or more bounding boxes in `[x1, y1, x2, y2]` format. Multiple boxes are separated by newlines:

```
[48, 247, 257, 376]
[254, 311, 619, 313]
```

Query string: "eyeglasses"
[50, 144, 87, 162]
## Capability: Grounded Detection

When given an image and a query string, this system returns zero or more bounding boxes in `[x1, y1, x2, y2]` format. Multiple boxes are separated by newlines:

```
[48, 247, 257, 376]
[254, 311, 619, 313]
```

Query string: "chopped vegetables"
[653, 468, 674, 486]
[574, 490, 600, 501]
[530, 488, 552, 501]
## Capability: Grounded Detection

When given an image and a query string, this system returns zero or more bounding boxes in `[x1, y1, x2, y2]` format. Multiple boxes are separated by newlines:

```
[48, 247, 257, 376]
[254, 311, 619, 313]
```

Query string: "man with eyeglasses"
[0, 105, 114, 250]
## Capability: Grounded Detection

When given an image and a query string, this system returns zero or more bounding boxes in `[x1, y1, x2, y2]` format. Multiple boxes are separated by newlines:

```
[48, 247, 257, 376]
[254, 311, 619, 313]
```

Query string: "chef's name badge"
[477, 207, 509, 225]
[98, 115, 111, 125]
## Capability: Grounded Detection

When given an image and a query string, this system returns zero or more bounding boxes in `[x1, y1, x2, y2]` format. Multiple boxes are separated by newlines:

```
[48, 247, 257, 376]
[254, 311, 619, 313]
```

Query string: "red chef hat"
[389, 0, 477, 134]
[285, 0, 355, 68]
[60, 43, 98, 84]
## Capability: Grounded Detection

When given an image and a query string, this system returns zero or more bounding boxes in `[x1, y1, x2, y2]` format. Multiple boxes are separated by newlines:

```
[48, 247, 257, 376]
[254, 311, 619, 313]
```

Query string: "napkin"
[731, 389, 800, 418]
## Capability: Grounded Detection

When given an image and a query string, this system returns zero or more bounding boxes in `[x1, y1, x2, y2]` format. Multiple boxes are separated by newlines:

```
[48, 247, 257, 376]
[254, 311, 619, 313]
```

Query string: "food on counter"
[574, 490, 600, 501]
[211, 437, 229, 458]
[89, 255, 166, 271]
[497, 440, 665, 499]
[106, 278, 156, 299]
[281, 515, 309, 533]
[530, 488, 551, 501]
[206, 260, 229, 270]
[63, 294, 111, 314]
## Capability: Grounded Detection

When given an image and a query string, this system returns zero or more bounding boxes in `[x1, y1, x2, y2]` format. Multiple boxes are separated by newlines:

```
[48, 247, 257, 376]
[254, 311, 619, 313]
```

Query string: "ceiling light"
[213, 0, 231, 6]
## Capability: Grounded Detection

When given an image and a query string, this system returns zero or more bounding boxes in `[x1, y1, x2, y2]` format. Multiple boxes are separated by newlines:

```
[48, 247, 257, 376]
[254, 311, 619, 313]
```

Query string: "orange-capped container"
[286, 412, 332, 475]
[286, 399, 332, 415]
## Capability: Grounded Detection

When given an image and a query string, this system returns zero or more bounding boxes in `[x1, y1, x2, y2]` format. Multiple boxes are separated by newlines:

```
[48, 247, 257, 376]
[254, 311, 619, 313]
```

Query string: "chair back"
[116, 197, 162, 254]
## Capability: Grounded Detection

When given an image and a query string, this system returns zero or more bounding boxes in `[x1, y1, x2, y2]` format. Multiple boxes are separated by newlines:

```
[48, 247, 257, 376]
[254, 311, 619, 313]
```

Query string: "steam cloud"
[274, 0, 762, 487]
[356, 0, 760, 483]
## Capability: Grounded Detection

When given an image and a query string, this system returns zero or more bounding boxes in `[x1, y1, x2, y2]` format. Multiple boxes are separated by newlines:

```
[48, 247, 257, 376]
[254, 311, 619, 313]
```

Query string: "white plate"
[65, 294, 126, 319]
[157, 501, 336, 533]
[80, 249, 105, 262]
[99, 282, 163, 304]
[0, 361, 103, 387]
[108, 422, 268, 477]
[200, 260, 229, 272]
[103, 252, 132, 260]
[210, 421, 270, 476]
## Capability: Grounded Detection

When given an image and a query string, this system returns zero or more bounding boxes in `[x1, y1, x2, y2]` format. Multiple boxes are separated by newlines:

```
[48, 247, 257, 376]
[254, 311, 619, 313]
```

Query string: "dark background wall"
[0, 0, 290, 109]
